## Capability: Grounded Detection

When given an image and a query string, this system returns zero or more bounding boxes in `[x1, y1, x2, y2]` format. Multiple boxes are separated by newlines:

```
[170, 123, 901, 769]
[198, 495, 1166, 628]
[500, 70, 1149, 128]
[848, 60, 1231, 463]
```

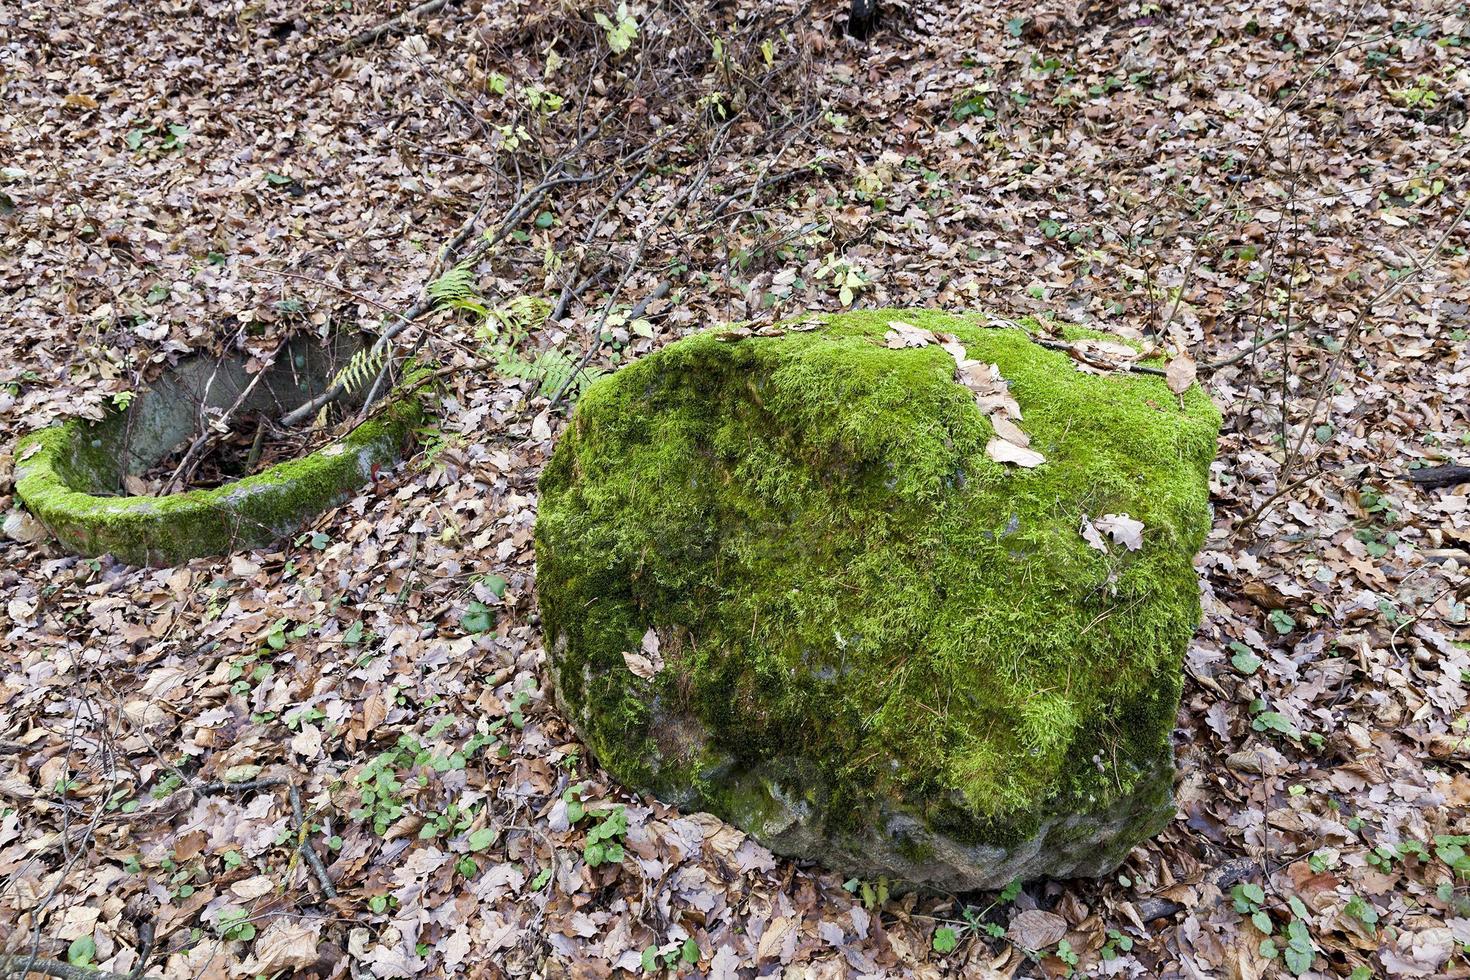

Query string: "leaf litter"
[0, 0, 1468, 976]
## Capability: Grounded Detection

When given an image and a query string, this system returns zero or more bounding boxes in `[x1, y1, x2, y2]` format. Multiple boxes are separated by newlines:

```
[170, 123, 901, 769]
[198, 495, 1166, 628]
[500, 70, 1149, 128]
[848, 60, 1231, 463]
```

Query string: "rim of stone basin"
[11, 335, 431, 566]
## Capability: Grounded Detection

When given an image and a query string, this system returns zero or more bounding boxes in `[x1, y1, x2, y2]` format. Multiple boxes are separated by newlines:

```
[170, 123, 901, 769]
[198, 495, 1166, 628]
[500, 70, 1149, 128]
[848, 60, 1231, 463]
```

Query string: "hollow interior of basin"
[61, 334, 383, 495]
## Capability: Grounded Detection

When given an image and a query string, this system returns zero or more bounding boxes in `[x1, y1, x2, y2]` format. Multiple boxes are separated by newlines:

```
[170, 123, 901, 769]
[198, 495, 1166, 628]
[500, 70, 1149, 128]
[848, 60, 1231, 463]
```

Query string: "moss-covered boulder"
[535, 309, 1219, 890]
[13, 338, 428, 567]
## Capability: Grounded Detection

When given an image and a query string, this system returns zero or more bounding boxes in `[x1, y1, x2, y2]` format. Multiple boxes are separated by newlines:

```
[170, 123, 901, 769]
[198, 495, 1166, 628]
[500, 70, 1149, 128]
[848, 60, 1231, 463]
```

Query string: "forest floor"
[1, 0, 1469, 977]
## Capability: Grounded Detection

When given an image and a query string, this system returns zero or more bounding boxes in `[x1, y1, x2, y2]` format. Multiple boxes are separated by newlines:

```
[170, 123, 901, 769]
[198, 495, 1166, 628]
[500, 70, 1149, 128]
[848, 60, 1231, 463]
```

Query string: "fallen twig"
[192, 775, 336, 899]
[277, 166, 601, 428]
[288, 783, 338, 900]
[0, 955, 161, 980]
[551, 164, 651, 322]
[321, 0, 453, 61]
[549, 116, 741, 410]
[160, 353, 275, 494]
[1404, 463, 1470, 490]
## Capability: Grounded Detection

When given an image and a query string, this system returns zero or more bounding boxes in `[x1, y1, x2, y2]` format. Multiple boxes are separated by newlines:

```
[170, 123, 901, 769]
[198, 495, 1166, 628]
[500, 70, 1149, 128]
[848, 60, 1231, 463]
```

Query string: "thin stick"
[0, 956, 161, 980]
[551, 165, 651, 322]
[278, 168, 602, 428]
[321, 0, 452, 60]
[1284, 197, 1470, 470]
[549, 117, 740, 410]
[161, 355, 274, 494]
[244, 418, 267, 472]
[288, 783, 338, 900]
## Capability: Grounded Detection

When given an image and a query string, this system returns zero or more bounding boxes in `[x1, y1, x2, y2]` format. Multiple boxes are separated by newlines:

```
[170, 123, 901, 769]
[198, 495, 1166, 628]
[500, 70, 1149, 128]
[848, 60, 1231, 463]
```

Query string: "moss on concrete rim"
[13, 379, 431, 566]
[535, 308, 1221, 884]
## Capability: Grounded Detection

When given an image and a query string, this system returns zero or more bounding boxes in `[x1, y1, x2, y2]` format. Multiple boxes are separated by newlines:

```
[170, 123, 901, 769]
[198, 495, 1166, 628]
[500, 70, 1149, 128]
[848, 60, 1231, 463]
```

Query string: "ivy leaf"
[461, 600, 494, 634]
[67, 936, 96, 967]
[1231, 646, 1262, 675]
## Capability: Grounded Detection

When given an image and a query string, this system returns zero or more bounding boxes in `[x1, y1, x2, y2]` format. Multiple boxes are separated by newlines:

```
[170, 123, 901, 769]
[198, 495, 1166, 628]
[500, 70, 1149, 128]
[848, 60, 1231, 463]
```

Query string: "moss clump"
[14, 382, 428, 567]
[536, 308, 1219, 886]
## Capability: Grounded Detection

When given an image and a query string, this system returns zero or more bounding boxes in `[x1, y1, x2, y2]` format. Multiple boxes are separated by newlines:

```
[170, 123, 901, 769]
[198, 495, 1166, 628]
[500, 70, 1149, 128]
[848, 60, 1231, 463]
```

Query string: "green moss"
[14, 382, 429, 566]
[536, 309, 1218, 858]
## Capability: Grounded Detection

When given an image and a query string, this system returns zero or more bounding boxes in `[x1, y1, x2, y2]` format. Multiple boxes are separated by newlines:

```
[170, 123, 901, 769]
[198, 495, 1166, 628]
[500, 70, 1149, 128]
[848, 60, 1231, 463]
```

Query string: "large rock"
[535, 309, 1219, 890]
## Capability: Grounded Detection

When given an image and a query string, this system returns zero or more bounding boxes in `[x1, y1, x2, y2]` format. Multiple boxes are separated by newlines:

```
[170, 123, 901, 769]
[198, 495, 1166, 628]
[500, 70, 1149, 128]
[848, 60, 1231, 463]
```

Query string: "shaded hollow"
[13, 334, 430, 566]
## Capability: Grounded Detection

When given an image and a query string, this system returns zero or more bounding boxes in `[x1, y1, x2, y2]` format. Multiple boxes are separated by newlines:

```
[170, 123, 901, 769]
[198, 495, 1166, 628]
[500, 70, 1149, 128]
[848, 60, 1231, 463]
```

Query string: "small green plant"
[641, 938, 699, 973]
[1391, 75, 1441, 110]
[420, 802, 474, 840]
[460, 600, 494, 634]
[1055, 938, 1079, 974]
[596, 4, 639, 54]
[126, 123, 188, 153]
[351, 737, 420, 834]
[330, 346, 390, 397]
[1100, 928, 1134, 960]
[815, 257, 870, 306]
[952, 86, 995, 121]
[842, 875, 890, 909]
[1229, 641, 1262, 675]
[1238, 893, 1316, 976]
[582, 805, 628, 867]
[524, 86, 564, 114]
[926, 878, 1022, 953]
[427, 263, 489, 316]
[67, 936, 96, 968]
[1250, 706, 1299, 738]
[216, 907, 256, 942]
[1343, 895, 1378, 934]
[1231, 882, 1274, 936]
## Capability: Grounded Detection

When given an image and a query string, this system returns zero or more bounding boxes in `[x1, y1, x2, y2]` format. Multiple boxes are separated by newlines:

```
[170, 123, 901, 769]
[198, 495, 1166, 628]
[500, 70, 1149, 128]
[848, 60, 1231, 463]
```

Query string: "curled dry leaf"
[884, 319, 936, 348]
[244, 919, 324, 975]
[989, 413, 1030, 448]
[622, 627, 664, 679]
[1064, 337, 1144, 374]
[934, 331, 1043, 467]
[986, 437, 1045, 468]
[2, 510, 46, 545]
[1080, 515, 1109, 553]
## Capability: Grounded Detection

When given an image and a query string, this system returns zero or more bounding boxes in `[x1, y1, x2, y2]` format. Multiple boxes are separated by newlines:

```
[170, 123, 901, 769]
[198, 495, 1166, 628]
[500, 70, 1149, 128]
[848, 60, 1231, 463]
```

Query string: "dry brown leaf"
[990, 414, 1030, 447]
[1094, 513, 1145, 551]
[885, 320, 936, 348]
[623, 627, 664, 679]
[986, 437, 1045, 468]
[1166, 349, 1198, 394]
[1006, 909, 1067, 950]
[245, 920, 324, 975]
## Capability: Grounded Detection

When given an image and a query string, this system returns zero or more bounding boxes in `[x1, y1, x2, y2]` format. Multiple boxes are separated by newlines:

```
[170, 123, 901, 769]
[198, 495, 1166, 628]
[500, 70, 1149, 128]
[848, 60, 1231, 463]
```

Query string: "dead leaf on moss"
[623, 627, 664, 679]
[1095, 513, 1145, 551]
[884, 319, 935, 348]
[1166, 350, 1199, 394]
[986, 437, 1045, 468]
